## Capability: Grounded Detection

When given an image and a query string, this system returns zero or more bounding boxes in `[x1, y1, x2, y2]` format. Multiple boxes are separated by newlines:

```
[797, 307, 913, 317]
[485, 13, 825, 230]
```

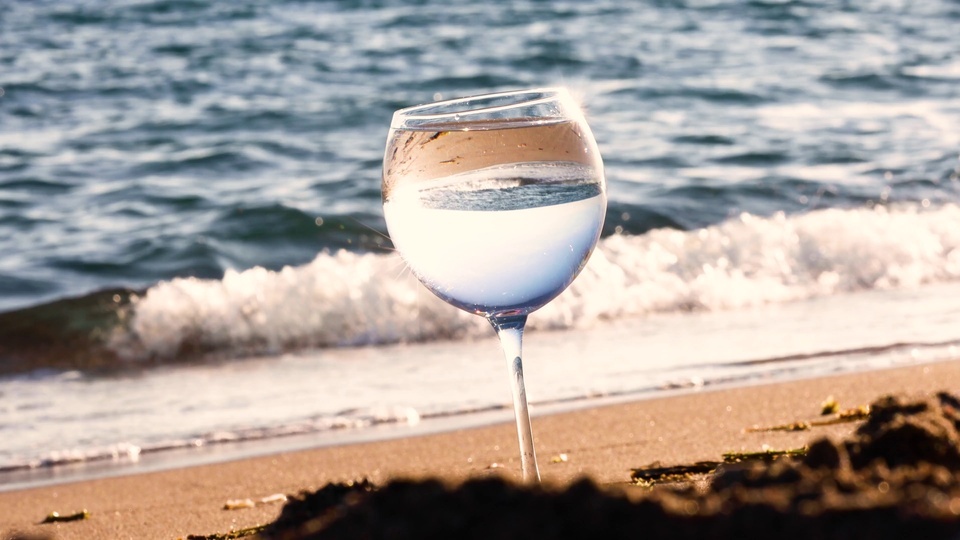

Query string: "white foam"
[543, 202, 960, 325]
[109, 250, 488, 361]
[109, 202, 960, 362]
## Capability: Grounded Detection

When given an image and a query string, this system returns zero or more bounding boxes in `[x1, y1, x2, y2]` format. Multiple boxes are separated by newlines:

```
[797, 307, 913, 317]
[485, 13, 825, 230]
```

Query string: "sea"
[1, 0, 959, 491]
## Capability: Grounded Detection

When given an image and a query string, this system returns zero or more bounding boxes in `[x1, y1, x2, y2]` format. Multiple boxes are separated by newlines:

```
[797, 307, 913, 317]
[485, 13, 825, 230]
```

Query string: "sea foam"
[109, 203, 960, 362]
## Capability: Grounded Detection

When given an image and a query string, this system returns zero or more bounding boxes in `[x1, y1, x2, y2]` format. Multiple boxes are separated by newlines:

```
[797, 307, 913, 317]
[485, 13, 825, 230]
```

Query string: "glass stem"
[489, 314, 541, 484]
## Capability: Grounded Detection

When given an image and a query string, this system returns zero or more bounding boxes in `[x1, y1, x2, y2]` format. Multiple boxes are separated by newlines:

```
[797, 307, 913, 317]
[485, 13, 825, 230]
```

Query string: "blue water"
[1, 0, 960, 483]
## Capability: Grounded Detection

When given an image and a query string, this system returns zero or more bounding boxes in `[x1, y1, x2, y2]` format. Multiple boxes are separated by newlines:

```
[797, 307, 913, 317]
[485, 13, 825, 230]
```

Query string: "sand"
[4, 359, 960, 539]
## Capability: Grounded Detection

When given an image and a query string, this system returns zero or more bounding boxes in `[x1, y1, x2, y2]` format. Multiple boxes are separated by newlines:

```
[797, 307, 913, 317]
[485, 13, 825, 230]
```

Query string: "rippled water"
[2, 0, 958, 314]
[1, 0, 959, 482]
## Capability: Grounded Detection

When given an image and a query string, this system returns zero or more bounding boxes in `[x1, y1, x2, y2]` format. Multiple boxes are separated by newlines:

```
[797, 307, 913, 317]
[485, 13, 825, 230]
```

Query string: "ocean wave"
[95, 202, 960, 366]
[1, 202, 957, 375]
[0, 405, 423, 474]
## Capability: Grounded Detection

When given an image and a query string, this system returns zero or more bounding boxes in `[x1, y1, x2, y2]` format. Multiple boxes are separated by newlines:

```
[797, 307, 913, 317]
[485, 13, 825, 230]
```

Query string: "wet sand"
[3, 359, 960, 539]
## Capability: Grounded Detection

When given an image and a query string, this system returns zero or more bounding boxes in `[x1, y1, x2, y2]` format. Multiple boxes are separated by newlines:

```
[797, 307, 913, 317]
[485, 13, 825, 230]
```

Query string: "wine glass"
[381, 88, 606, 483]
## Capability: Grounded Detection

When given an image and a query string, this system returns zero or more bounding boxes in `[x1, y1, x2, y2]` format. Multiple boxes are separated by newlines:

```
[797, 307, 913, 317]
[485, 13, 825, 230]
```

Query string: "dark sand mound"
[259, 392, 960, 540]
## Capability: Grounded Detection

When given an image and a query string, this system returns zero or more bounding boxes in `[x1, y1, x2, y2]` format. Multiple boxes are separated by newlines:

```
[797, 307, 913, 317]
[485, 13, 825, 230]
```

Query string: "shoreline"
[4, 359, 960, 539]
[4, 280, 959, 495]
[1, 350, 947, 495]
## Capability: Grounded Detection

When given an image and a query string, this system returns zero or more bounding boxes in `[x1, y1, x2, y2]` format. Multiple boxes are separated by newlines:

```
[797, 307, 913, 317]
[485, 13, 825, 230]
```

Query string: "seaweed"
[746, 404, 871, 432]
[631, 447, 808, 487]
[39, 510, 90, 524]
[185, 524, 266, 540]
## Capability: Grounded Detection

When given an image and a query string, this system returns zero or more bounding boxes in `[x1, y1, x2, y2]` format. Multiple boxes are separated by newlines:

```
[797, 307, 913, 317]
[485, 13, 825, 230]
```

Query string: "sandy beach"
[2, 359, 960, 539]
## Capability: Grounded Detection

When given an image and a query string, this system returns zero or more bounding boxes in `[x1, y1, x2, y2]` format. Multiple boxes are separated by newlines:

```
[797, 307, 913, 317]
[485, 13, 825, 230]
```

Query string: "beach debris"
[184, 524, 266, 539]
[746, 404, 871, 432]
[631, 460, 724, 487]
[820, 395, 840, 415]
[223, 493, 288, 511]
[550, 453, 569, 464]
[39, 509, 90, 524]
[631, 447, 807, 487]
[749, 420, 811, 432]
[838, 404, 871, 421]
[720, 446, 807, 463]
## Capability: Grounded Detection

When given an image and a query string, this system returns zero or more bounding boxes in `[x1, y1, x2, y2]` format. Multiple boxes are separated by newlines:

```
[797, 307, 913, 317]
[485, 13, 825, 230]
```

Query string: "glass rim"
[391, 87, 570, 126]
